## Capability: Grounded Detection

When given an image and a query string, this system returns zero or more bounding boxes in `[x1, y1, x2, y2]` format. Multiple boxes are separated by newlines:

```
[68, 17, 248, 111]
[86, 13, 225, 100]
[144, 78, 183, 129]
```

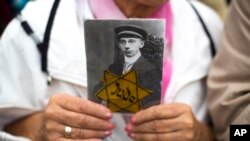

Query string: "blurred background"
[0, 0, 29, 36]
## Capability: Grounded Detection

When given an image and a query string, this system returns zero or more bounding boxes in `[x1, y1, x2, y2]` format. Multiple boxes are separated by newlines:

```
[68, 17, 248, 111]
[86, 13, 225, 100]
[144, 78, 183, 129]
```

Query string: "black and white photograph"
[85, 19, 165, 113]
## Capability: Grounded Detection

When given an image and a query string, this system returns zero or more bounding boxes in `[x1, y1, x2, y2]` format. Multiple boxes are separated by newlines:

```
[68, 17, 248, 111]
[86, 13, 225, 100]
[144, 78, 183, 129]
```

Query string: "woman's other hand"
[125, 103, 213, 141]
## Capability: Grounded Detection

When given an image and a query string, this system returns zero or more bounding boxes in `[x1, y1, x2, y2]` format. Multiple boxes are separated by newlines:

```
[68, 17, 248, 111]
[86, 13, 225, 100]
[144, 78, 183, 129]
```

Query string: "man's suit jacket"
[108, 56, 162, 109]
[207, 0, 250, 140]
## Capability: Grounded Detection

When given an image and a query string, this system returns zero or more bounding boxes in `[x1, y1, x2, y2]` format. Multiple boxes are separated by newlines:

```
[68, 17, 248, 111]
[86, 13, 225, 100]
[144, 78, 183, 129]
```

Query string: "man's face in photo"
[118, 37, 144, 57]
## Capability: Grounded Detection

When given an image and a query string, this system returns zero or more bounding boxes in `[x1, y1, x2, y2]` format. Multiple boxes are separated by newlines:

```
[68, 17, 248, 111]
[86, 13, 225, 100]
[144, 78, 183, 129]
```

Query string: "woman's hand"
[125, 103, 213, 141]
[44, 94, 114, 140]
[5, 94, 114, 141]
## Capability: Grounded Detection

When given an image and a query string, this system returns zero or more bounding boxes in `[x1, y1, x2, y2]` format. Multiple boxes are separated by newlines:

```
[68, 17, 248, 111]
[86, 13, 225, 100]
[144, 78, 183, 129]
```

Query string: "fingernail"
[105, 130, 112, 136]
[125, 126, 128, 132]
[128, 133, 135, 138]
[130, 116, 136, 124]
[106, 112, 113, 119]
[125, 124, 132, 131]
[108, 123, 115, 129]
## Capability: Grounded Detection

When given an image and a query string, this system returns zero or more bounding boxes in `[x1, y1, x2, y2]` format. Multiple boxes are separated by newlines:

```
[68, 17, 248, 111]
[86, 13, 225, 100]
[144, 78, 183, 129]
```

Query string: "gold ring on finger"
[64, 126, 72, 138]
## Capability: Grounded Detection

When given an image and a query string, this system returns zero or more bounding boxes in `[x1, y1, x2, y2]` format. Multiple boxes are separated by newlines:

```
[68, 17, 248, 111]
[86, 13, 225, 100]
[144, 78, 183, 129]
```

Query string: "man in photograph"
[106, 25, 162, 109]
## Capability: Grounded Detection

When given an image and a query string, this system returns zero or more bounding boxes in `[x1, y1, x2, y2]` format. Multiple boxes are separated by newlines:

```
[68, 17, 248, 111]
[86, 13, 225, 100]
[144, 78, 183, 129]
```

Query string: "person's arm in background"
[208, 0, 250, 140]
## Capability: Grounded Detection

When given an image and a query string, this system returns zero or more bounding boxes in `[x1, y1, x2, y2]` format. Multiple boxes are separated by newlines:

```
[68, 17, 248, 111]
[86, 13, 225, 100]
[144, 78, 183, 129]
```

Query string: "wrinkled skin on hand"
[4, 94, 114, 141]
[125, 103, 213, 141]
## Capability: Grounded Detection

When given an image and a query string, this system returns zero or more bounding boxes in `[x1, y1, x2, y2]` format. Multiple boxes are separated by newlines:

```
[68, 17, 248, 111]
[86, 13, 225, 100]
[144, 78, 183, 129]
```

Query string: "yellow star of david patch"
[96, 70, 152, 113]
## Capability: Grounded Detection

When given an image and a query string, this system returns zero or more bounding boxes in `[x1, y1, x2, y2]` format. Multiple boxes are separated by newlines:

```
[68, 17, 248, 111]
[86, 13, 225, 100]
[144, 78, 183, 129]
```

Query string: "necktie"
[123, 62, 133, 74]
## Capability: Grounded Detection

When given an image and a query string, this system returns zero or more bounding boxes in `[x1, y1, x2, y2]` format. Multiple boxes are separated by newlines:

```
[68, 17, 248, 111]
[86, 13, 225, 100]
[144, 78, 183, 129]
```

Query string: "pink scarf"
[89, 0, 173, 101]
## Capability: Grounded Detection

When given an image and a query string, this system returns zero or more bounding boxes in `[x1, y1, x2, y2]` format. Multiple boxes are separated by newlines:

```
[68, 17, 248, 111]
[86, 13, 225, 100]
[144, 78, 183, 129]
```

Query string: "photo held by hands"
[84, 19, 213, 141]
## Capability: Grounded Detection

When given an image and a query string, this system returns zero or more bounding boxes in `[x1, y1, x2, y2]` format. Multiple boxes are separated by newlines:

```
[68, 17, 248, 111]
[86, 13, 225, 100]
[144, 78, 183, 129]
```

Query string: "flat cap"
[115, 25, 147, 40]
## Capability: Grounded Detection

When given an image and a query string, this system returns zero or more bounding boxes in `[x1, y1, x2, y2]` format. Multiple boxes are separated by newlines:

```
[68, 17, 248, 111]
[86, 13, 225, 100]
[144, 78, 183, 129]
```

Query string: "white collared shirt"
[123, 51, 141, 74]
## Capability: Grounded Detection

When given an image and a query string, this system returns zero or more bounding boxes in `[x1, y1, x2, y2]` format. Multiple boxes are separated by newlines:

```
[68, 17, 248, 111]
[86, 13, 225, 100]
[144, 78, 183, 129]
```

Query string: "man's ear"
[140, 41, 145, 48]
